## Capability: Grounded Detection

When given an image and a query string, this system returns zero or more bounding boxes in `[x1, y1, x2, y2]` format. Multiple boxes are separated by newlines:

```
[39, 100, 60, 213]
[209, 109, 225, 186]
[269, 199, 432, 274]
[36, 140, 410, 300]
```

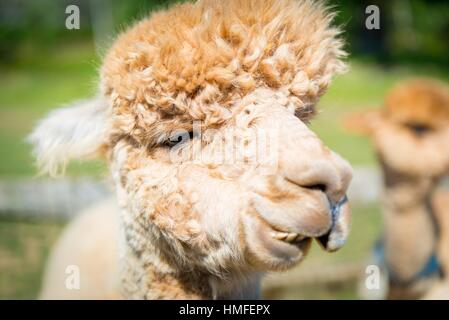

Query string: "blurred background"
[1, 0, 449, 299]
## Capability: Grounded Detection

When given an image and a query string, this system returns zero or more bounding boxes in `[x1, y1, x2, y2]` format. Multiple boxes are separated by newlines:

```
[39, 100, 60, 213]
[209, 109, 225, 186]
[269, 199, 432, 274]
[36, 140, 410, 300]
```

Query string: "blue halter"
[373, 239, 444, 287]
[372, 191, 445, 287]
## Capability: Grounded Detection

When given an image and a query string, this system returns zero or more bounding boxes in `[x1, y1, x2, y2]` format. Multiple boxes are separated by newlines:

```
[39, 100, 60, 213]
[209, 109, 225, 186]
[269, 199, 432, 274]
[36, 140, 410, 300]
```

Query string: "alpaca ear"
[343, 109, 382, 136]
[28, 96, 110, 176]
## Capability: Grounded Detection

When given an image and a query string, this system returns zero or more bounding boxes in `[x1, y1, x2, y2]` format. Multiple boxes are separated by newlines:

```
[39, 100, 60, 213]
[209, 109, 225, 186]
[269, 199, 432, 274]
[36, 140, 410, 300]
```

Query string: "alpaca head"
[345, 78, 449, 179]
[30, 0, 352, 277]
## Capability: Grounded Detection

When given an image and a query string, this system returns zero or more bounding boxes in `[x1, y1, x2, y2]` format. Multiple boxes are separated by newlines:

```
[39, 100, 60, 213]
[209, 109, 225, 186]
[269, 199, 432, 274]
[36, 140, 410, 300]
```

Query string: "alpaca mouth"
[243, 213, 313, 269]
[244, 193, 350, 270]
[249, 191, 350, 254]
[270, 230, 311, 248]
[260, 218, 316, 254]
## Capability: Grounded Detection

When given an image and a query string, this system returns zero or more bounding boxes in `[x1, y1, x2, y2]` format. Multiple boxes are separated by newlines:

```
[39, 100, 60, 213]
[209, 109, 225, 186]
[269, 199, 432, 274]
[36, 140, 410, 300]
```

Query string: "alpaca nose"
[282, 151, 353, 205]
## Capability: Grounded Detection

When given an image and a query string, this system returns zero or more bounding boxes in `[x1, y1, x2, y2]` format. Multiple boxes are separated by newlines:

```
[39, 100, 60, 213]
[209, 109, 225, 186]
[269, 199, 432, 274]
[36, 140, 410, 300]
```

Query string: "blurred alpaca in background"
[346, 78, 449, 299]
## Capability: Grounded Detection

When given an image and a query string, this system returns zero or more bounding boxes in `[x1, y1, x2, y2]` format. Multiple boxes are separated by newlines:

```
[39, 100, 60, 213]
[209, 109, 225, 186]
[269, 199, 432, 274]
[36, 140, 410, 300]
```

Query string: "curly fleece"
[101, 0, 347, 146]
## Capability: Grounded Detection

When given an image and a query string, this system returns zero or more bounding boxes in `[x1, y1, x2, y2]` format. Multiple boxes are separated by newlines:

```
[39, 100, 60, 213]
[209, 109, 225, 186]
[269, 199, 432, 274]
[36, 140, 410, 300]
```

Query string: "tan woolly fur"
[32, 0, 352, 299]
[101, 0, 347, 148]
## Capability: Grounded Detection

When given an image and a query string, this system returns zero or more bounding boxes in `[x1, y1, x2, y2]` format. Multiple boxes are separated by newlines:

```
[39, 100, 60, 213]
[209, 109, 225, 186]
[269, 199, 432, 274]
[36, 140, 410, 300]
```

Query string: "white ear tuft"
[28, 96, 110, 176]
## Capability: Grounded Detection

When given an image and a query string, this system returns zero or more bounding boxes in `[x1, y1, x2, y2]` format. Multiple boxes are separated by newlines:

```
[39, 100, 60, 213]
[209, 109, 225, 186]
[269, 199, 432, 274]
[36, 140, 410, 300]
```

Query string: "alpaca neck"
[380, 163, 439, 282]
[120, 248, 261, 299]
[118, 211, 261, 299]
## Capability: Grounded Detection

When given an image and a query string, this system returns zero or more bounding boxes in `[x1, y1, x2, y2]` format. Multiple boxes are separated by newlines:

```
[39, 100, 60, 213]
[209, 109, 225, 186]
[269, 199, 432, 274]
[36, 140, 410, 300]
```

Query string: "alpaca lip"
[267, 195, 349, 251]
[249, 192, 334, 238]
[248, 214, 312, 258]
[316, 232, 331, 249]
[315, 196, 350, 252]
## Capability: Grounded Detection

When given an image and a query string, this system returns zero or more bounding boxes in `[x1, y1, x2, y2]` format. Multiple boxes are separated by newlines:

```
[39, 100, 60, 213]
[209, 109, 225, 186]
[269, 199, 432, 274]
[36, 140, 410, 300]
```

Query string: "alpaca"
[31, 0, 353, 299]
[346, 78, 449, 299]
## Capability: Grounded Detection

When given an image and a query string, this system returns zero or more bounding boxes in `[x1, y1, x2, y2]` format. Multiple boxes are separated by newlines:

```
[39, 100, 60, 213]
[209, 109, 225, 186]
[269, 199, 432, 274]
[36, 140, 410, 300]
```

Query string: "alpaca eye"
[164, 131, 194, 147]
[404, 122, 432, 136]
[295, 104, 316, 123]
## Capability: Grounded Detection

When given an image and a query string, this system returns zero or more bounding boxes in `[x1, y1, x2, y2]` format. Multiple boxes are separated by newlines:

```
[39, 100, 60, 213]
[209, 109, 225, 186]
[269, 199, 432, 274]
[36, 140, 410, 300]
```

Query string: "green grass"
[0, 218, 63, 299]
[0, 42, 103, 177]
[265, 281, 358, 300]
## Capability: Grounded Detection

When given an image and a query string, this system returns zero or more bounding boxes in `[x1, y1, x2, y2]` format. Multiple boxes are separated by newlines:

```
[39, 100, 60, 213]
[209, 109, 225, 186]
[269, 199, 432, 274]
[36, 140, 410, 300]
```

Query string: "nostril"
[284, 177, 328, 193]
[304, 183, 327, 193]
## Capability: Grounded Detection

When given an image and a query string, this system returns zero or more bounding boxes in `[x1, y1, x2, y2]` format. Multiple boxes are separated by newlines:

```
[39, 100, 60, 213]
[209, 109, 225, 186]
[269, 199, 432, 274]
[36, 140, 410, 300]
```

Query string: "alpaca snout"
[249, 148, 352, 252]
[316, 195, 351, 252]
[250, 187, 334, 238]
[279, 152, 352, 251]
[247, 185, 350, 270]
[281, 152, 353, 206]
[275, 109, 353, 205]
